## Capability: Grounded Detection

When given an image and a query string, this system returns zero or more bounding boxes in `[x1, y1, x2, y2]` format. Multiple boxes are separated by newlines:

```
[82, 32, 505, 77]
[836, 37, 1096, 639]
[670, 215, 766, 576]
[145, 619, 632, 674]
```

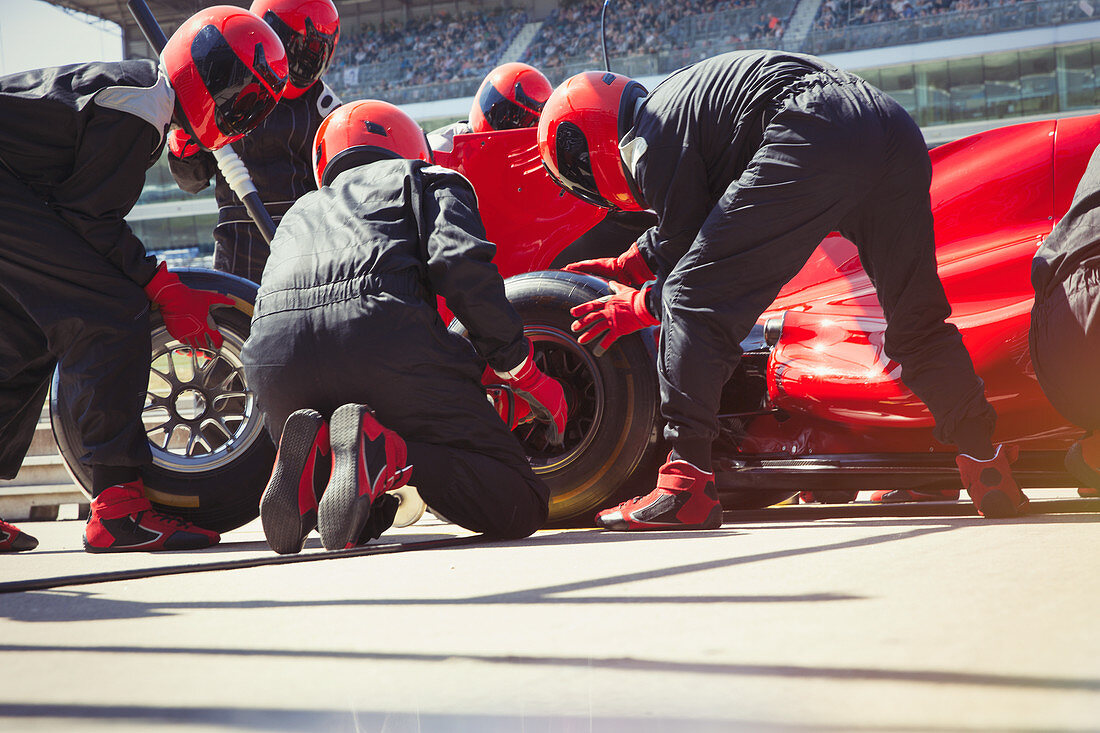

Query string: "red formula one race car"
[49, 113, 1096, 529]
[434, 116, 1095, 521]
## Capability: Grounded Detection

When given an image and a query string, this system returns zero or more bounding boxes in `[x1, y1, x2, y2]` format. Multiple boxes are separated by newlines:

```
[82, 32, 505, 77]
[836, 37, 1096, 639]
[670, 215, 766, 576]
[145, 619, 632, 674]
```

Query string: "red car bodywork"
[434, 115, 1097, 485]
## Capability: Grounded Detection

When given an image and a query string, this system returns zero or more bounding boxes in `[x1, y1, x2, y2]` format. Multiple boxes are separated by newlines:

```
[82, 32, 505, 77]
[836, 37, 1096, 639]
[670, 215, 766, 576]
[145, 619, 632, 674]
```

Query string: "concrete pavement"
[1, 492, 1098, 732]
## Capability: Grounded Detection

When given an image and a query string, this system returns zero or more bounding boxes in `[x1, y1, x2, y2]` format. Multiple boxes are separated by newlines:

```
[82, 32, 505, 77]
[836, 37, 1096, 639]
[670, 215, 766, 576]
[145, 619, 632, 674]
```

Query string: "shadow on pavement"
[1, 702, 1059, 732]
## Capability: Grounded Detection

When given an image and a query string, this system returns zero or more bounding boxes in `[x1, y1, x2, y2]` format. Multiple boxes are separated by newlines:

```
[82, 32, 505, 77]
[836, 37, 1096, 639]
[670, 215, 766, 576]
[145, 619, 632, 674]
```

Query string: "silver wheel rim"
[143, 325, 265, 473]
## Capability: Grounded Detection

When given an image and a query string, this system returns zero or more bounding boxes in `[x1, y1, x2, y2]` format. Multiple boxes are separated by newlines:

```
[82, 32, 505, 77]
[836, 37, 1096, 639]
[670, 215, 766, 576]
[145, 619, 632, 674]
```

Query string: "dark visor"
[478, 83, 541, 131]
[192, 25, 284, 137]
[265, 12, 338, 89]
[549, 120, 613, 209]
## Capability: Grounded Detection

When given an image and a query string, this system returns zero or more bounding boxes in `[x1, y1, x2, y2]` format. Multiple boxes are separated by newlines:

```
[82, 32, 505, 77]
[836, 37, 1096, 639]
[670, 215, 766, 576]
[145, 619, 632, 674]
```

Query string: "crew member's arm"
[422, 171, 567, 443]
[422, 173, 527, 370]
[630, 144, 713, 316]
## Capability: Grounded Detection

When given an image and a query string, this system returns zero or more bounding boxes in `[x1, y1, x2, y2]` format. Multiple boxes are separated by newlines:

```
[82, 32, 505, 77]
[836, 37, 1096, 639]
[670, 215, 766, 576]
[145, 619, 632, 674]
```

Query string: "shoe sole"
[597, 503, 723, 531]
[318, 404, 375, 551]
[261, 409, 324, 554]
[978, 490, 1028, 519]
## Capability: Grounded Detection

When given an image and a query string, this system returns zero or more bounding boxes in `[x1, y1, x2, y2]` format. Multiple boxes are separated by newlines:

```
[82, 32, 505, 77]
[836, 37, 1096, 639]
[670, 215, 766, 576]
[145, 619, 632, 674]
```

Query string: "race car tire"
[451, 270, 661, 523]
[50, 269, 274, 533]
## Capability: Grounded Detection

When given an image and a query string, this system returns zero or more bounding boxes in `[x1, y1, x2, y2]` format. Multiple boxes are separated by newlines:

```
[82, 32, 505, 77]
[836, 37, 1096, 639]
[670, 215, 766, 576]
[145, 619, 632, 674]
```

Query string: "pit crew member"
[242, 100, 567, 554]
[0, 7, 288, 552]
[169, 0, 342, 283]
[539, 51, 1028, 528]
[1031, 142, 1100, 497]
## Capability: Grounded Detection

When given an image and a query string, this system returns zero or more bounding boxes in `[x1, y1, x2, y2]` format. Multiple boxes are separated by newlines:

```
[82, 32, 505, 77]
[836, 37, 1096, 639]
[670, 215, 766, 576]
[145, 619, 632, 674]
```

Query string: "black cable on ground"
[0, 535, 490, 595]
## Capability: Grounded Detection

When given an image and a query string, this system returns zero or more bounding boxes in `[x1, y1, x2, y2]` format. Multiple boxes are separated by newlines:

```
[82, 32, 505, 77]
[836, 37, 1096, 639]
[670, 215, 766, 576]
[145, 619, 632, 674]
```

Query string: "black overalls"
[623, 50, 997, 465]
[1031, 143, 1100, 430]
[0, 61, 168, 480]
[241, 158, 549, 538]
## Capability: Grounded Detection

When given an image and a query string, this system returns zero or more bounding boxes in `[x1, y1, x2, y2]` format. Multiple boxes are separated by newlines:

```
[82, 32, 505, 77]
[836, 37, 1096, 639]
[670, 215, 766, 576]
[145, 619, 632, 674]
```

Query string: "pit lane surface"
[2, 493, 1098, 732]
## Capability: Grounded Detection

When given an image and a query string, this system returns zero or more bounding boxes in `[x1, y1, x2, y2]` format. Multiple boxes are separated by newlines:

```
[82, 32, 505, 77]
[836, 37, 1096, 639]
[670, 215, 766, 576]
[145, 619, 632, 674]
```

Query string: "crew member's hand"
[143, 263, 233, 350]
[167, 128, 201, 158]
[561, 242, 655, 288]
[494, 346, 568, 446]
[481, 365, 533, 429]
[570, 281, 659, 351]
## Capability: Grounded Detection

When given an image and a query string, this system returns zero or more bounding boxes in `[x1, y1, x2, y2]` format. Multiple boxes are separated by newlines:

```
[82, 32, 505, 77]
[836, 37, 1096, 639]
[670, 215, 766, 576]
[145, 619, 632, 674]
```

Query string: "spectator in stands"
[539, 52, 1030, 528]
[169, 0, 342, 283]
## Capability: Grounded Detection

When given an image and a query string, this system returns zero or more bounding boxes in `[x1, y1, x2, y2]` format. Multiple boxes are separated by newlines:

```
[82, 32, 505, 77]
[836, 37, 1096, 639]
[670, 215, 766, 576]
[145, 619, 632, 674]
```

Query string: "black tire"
[451, 271, 660, 522]
[50, 269, 275, 533]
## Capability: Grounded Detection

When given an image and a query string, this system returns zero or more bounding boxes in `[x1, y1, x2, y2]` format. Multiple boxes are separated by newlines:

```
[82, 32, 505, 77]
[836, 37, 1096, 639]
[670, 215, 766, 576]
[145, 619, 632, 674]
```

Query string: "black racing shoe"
[83, 481, 219, 552]
[1, 518, 38, 552]
[318, 404, 412, 550]
[261, 409, 331, 554]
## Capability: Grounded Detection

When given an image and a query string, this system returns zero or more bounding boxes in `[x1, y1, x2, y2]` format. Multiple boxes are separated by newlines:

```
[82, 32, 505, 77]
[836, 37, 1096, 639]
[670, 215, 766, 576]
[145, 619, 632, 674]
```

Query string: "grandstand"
[42, 0, 1100, 259]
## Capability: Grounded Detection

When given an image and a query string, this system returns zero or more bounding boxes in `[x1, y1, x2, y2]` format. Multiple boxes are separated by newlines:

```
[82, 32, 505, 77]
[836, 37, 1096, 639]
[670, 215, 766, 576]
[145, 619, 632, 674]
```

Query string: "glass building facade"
[856, 40, 1100, 127]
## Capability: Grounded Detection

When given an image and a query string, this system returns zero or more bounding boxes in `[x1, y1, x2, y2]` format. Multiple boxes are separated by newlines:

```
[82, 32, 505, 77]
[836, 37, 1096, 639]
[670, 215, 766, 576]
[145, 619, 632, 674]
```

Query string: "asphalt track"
[1, 491, 1098, 732]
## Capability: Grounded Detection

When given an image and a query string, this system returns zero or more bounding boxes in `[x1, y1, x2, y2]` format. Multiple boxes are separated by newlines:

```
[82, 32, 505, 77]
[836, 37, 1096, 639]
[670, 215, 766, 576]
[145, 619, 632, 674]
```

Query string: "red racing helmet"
[536, 71, 648, 211]
[313, 99, 432, 187]
[162, 6, 288, 151]
[250, 0, 340, 99]
[469, 62, 554, 133]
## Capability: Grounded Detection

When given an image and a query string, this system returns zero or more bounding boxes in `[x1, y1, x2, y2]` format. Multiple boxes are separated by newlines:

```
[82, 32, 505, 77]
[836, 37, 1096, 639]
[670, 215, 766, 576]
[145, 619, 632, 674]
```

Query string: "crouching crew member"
[242, 100, 568, 554]
[170, 0, 342, 283]
[0, 7, 288, 552]
[539, 51, 1028, 528]
[1030, 142, 1100, 497]
[428, 62, 553, 154]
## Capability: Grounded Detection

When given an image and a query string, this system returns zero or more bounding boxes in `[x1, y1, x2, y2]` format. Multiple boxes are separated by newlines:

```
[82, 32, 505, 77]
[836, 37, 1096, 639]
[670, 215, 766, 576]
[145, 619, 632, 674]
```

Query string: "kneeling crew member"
[0, 7, 288, 552]
[242, 100, 568, 553]
[539, 51, 1028, 528]
[1031, 142, 1100, 497]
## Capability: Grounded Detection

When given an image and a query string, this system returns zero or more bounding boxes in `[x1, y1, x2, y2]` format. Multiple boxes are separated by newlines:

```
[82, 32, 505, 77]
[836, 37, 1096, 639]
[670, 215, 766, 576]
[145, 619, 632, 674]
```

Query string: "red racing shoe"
[1, 518, 38, 552]
[83, 481, 220, 552]
[871, 488, 960, 503]
[260, 409, 331, 554]
[595, 456, 723, 531]
[956, 444, 1029, 518]
[318, 404, 413, 550]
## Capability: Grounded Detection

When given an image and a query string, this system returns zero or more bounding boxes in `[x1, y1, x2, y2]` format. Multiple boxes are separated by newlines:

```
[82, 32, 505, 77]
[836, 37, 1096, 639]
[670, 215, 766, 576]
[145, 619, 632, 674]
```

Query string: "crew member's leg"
[600, 83, 881, 530]
[841, 92, 1026, 517]
[0, 168, 217, 551]
[1031, 264, 1100, 493]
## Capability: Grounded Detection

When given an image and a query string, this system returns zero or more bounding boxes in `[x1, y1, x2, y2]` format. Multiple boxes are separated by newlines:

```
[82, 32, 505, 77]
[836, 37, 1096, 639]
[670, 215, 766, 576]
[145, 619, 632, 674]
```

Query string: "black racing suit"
[169, 82, 341, 283]
[241, 158, 549, 538]
[622, 51, 997, 466]
[0, 60, 169, 480]
[1030, 143, 1100, 431]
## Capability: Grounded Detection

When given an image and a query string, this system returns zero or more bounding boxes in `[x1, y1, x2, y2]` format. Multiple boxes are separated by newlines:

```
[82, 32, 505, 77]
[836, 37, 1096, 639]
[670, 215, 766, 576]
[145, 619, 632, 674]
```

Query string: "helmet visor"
[266, 12, 338, 90]
[192, 25, 284, 137]
[550, 120, 613, 209]
[478, 83, 541, 131]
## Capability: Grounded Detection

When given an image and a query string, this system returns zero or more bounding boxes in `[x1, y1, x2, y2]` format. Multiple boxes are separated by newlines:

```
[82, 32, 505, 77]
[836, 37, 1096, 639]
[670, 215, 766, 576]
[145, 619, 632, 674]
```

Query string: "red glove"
[143, 263, 234, 350]
[562, 242, 655, 288]
[494, 345, 568, 446]
[481, 365, 532, 429]
[167, 128, 200, 158]
[570, 281, 659, 351]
